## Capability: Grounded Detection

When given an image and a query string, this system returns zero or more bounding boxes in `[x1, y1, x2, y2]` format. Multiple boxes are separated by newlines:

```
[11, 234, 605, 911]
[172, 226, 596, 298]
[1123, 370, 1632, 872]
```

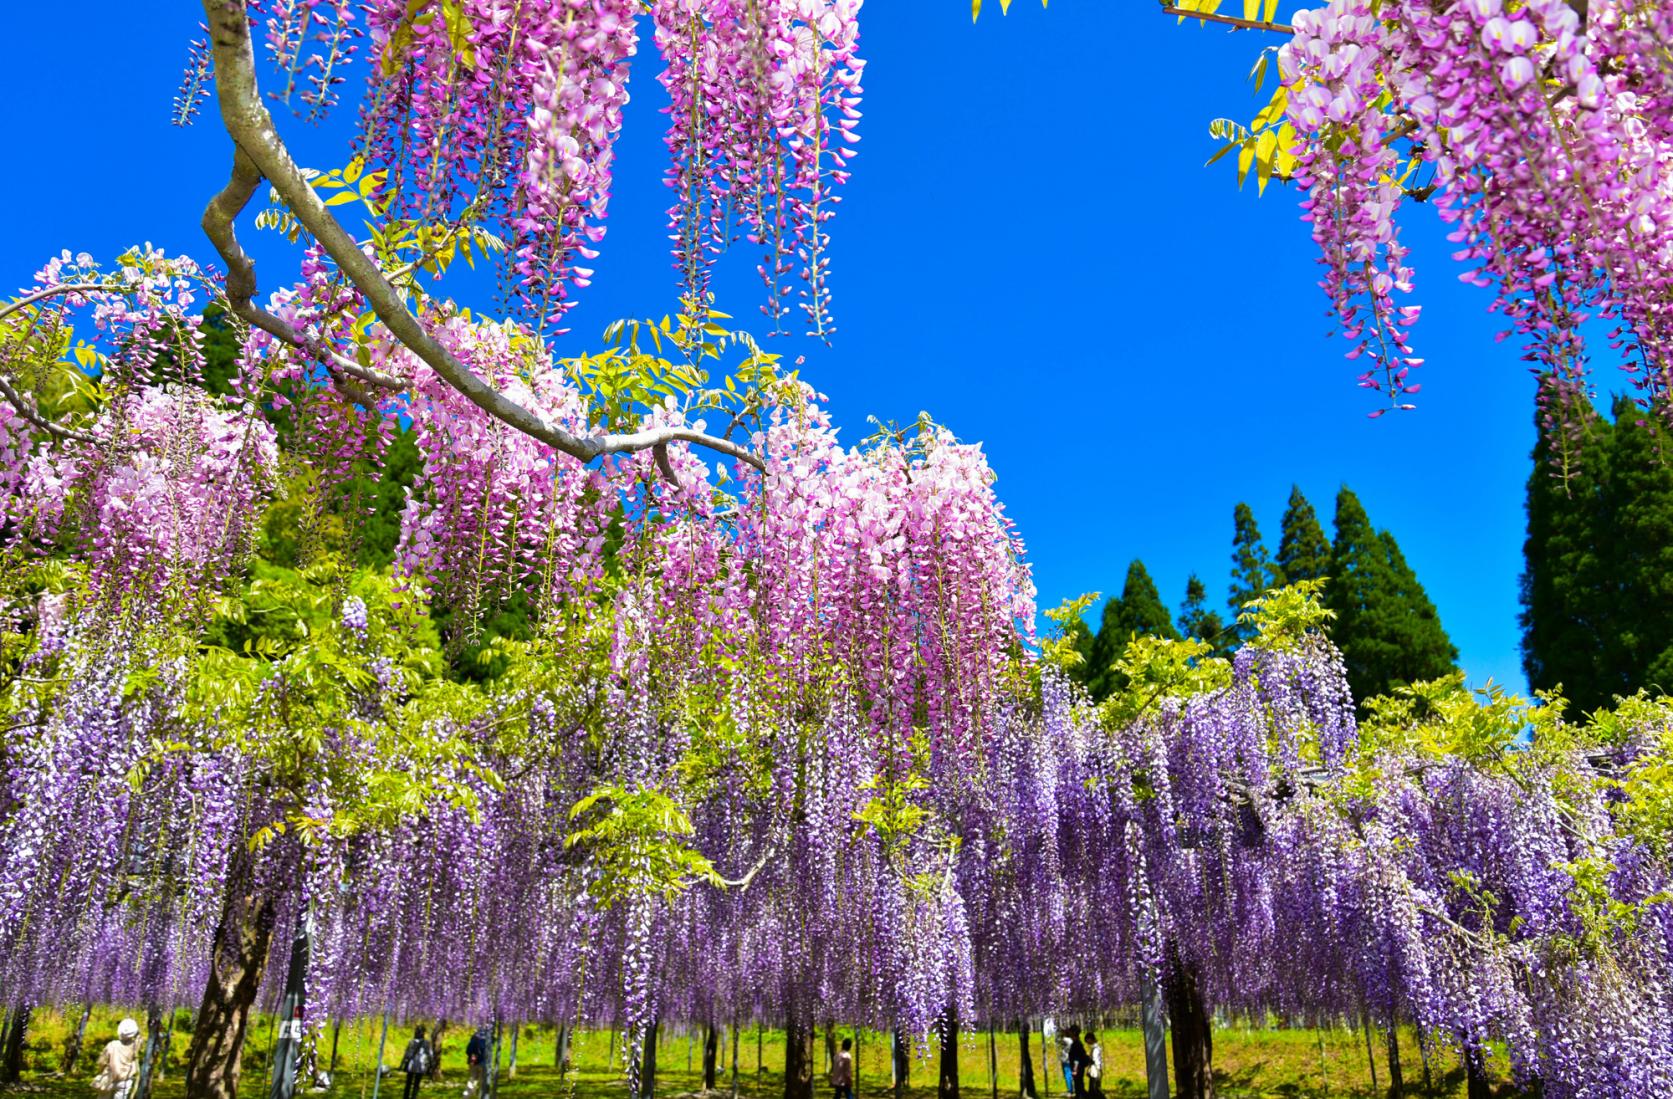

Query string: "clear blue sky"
[6, 4, 1565, 692]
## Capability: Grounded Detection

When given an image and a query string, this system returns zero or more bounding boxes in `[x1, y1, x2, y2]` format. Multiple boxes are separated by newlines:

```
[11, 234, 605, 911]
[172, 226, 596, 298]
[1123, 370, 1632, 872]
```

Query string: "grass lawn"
[0, 1007, 1527, 1099]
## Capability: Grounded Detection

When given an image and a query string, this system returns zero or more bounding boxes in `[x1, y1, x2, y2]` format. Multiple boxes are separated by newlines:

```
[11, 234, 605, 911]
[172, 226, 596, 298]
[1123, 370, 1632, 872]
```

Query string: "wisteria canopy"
[2, 4, 1672, 1099]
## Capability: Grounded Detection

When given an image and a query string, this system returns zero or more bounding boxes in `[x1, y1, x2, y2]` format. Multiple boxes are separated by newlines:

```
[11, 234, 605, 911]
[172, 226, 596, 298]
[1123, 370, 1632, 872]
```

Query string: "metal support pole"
[370, 1014, 390, 1099]
[269, 914, 312, 1099]
[1140, 977, 1168, 1099]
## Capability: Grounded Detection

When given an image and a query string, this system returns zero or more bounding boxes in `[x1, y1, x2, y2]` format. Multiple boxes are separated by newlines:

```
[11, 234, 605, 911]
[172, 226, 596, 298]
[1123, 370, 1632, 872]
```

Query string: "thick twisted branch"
[199, 0, 765, 472]
[201, 146, 404, 407]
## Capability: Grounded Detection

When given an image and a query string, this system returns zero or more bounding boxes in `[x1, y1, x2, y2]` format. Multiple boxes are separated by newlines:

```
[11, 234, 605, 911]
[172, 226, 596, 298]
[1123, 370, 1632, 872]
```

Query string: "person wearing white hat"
[91, 1019, 142, 1099]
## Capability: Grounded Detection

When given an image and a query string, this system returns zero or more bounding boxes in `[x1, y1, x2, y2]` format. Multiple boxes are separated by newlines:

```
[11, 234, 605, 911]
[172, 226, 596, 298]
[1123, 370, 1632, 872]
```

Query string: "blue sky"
[6, 3, 1566, 693]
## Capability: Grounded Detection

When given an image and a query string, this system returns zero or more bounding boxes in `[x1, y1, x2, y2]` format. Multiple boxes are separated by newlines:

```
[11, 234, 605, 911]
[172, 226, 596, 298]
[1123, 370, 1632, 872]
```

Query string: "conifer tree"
[1601, 397, 1673, 700]
[1088, 560, 1180, 699]
[1177, 574, 1228, 655]
[1520, 378, 1615, 714]
[1327, 488, 1457, 707]
[1227, 503, 1281, 646]
[1276, 486, 1332, 585]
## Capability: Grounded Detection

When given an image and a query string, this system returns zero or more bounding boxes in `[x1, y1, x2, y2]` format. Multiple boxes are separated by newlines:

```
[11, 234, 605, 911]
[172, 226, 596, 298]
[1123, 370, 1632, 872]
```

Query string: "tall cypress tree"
[1088, 559, 1180, 699]
[1520, 377, 1614, 714]
[1327, 488, 1457, 707]
[1227, 502, 1281, 646]
[1276, 486, 1331, 584]
[1177, 574, 1228, 654]
[1601, 396, 1673, 700]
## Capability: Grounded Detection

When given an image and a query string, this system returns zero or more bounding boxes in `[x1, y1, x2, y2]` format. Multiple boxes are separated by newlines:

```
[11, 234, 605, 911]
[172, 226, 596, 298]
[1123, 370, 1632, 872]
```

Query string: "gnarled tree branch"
[201, 145, 403, 408]
[199, 0, 765, 472]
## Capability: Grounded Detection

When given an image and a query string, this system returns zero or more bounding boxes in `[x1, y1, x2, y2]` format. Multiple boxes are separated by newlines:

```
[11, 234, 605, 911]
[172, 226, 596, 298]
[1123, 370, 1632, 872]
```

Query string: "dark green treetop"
[1276, 485, 1331, 584]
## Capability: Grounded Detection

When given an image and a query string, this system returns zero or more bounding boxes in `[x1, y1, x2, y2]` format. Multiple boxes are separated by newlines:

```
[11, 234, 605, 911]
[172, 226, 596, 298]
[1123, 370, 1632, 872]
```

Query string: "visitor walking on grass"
[91, 1019, 141, 1099]
[400, 1026, 434, 1099]
[1083, 1033, 1103, 1099]
[1056, 1027, 1075, 1096]
[831, 1037, 854, 1099]
[464, 1027, 491, 1099]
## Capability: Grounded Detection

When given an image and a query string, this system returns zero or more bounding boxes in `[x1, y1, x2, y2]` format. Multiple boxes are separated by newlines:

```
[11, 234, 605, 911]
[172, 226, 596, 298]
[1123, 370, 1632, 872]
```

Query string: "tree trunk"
[160, 1013, 178, 1081]
[508, 1026, 518, 1079]
[1465, 1050, 1491, 1099]
[1362, 1017, 1379, 1096]
[184, 841, 280, 1099]
[1385, 1026, 1403, 1098]
[328, 1020, 342, 1077]
[556, 1025, 571, 1080]
[1165, 955, 1215, 1099]
[63, 1004, 92, 1075]
[135, 1008, 165, 1099]
[891, 1029, 909, 1099]
[824, 1023, 836, 1076]
[1016, 1024, 1036, 1099]
[783, 1020, 815, 1099]
[937, 1011, 960, 1099]
[638, 1021, 659, 1099]
[702, 1024, 719, 1091]
[429, 1021, 447, 1081]
[1, 1004, 32, 1082]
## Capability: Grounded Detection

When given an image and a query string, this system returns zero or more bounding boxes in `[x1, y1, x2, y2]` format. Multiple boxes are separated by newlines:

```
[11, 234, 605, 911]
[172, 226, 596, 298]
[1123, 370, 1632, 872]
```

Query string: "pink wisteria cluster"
[1278, 0, 1673, 408]
[207, 0, 863, 335]
[653, 0, 864, 335]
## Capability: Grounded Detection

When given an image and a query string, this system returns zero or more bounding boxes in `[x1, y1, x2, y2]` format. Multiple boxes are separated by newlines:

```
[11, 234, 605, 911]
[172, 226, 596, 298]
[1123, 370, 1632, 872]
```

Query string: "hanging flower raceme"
[1277, 0, 1673, 409]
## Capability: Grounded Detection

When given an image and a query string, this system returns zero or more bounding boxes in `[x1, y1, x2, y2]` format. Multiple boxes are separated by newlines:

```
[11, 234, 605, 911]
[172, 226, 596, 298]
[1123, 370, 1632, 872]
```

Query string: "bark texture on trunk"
[1465, 1050, 1492, 1099]
[1385, 1025, 1404, 1098]
[702, 1025, 719, 1091]
[64, 1004, 93, 1075]
[1016, 1024, 1037, 1099]
[783, 1021, 815, 1099]
[891, 1029, 908, 1099]
[637, 1021, 659, 1099]
[1, 1004, 32, 1083]
[1165, 956, 1215, 1099]
[937, 1011, 960, 1099]
[184, 843, 279, 1099]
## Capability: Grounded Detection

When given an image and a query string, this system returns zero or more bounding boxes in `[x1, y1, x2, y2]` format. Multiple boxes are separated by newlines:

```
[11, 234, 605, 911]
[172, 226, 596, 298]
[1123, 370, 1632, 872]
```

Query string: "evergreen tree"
[1227, 502, 1281, 645]
[1087, 559, 1180, 699]
[1601, 396, 1673, 700]
[1327, 487, 1457, 707]
[1276, 486, 1331, 584]
[1520, 378, 1615, 714]
[1177, 574, 1228, 653]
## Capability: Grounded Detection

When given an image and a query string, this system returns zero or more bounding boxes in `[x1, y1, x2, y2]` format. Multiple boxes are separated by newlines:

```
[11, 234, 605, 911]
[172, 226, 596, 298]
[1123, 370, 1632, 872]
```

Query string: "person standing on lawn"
[91, 1019, 142, 1099]
[831, 1037, 854, 1099]
[400, 1026, 433, 1099]
[1083, 1033, 1103, 1099]
[464, 1027, 491, 1099]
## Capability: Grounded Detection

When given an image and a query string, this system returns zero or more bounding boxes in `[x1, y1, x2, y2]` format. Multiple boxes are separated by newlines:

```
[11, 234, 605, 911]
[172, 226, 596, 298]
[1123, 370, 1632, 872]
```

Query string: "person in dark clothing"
[399, 1026, 433, 1099]
[464, 1027, 491, 1099]
[1066, 1026, 1091, 1098]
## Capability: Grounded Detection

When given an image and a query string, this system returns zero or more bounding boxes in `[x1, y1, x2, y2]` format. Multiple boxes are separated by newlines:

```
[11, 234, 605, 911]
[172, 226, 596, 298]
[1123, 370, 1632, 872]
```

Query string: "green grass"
[0, 1008, 1527, 1099]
